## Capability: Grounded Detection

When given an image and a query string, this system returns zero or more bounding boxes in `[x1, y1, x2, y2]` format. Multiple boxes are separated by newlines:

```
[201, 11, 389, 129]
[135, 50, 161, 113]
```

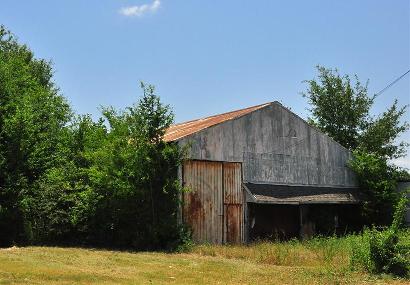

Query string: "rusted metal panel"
[224, 204, 244, 244]
[223, 162, 244, 244]
[164, 103, 271, 142]
[183, 160, 244, 244]
[223, 162, 243, 204]
[183, 160, 223, 244]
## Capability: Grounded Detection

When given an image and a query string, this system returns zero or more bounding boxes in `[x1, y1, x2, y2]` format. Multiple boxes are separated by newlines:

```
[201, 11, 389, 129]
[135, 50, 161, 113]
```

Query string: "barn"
[164, 102, 362, 244]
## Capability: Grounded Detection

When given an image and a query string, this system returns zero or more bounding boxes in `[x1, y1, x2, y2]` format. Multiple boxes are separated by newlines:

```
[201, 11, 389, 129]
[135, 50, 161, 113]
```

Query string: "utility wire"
[375, 69, 410, 97]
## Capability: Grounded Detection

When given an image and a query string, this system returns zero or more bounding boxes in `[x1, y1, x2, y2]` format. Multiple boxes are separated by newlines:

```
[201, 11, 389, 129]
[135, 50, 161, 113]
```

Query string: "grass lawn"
[0, 232, 409, 284]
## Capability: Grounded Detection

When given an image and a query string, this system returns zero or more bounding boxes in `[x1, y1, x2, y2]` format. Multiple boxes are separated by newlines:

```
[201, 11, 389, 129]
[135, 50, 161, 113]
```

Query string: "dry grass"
[1, 232, 409, 284]
[0, 243, 408, 285]
[191, 231, 410, 269]
[191, 236, 354, 268]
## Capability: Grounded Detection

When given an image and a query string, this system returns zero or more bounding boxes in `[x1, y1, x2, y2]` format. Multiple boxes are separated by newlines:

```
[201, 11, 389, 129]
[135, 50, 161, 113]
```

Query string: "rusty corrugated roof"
[164, 102, 272, 142]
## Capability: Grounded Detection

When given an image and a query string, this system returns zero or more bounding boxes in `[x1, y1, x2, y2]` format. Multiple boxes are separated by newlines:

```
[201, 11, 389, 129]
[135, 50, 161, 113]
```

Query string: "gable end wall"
[178, 103, 357, 187]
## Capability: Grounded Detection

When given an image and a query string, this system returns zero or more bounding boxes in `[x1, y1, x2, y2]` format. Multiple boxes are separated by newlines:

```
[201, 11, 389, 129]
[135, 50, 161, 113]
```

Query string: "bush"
[173, 225, 193, 253]
[351, 195, 410, 277]
[369, 228, 409, 276]
[348, 150, 401, 226]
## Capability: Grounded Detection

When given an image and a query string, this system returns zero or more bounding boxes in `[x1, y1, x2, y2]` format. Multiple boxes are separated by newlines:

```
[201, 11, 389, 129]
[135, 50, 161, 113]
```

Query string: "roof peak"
[175, 101, 274, 125]
[164, 101, 275, 141]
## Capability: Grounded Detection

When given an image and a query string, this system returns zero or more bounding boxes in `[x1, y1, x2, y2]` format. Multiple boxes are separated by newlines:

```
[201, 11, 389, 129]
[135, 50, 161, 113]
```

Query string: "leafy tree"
[303, 66, 409, 225]
[360, 102, 409, 159]
[29, 85, 186, 250]
[0, 26, 72, 246]
[348, 151, 401, 225]
[303, 66, 408, 160]
[0, 25, 187, 250]
[28, 116, 106, 244]
[88, 83, 185, 249]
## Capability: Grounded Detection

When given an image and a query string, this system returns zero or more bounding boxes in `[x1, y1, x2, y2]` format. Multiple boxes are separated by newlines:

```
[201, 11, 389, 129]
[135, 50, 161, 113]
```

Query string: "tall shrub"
[87, 83, 186, 250]
[348, 150, 401, 225]
[28, 83, 187, 250]
[351, 194, 410, 277]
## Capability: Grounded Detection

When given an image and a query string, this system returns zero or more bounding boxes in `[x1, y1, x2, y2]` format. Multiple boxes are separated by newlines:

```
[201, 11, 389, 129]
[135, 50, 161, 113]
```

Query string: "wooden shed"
[164, 102, 361, 244]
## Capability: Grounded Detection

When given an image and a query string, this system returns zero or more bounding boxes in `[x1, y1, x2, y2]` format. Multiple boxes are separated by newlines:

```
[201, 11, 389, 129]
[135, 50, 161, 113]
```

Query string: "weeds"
[351, 195, 410, 277]
[190, 229, 410, 279]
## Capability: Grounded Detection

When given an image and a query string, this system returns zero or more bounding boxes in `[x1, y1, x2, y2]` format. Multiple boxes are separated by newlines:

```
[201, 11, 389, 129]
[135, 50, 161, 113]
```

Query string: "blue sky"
[1, 0, 409, 166]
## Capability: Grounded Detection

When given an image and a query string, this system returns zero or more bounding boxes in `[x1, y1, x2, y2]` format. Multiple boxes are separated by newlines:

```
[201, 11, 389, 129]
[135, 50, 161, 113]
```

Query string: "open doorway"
[248, 203, 299, 241]
[247, 202, 362, 241]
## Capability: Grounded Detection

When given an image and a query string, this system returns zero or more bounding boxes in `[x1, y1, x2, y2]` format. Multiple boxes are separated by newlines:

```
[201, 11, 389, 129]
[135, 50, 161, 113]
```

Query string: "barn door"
[183, 160, 243, 244]
[223, 162, 244, 244]
[183, 161, 223, 244]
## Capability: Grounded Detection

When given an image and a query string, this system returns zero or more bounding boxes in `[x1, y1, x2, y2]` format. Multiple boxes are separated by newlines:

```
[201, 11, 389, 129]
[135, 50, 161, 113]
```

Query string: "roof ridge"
[164, 101, 274, 141]
[171, 101, 273, 127]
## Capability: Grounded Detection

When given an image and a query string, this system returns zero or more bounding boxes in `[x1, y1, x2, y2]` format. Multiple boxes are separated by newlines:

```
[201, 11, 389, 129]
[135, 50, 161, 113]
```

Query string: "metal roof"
[164, 102, 273, 142]
[244, 183, 362, 205]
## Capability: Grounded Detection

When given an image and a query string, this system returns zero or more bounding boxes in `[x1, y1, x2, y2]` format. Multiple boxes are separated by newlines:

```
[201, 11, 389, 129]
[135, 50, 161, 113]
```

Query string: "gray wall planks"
[178, 103, 357, 187]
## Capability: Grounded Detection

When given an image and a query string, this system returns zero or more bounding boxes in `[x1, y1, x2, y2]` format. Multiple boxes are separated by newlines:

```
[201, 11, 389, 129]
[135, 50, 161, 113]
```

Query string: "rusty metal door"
[183, 160, 243, 244]
[223, 162, 244, 244]
[183, 160, 223, 244]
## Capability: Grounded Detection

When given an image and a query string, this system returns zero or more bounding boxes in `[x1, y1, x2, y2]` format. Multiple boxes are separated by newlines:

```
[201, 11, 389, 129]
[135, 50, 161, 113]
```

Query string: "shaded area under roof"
[164, 102, 272, 142]
[244, 183, 362, 205]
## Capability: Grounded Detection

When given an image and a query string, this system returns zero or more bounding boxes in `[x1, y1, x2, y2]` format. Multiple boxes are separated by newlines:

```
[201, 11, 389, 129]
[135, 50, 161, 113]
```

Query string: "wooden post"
[299, 205, 303, 239]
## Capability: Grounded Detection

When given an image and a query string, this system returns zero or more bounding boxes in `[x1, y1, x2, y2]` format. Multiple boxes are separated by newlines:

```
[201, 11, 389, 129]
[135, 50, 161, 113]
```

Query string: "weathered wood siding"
[178, 103, 357, 187]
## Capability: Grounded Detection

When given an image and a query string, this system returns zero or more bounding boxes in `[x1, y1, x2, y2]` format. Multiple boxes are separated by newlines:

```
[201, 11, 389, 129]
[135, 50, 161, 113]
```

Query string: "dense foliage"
[0, 26, 72, 246]
[351, 195, 410, 277]
[303, 66, 409, 225]
[0, 26, 186, 249]
[303, 66, 409, 159]
[348, 151, 403, 225]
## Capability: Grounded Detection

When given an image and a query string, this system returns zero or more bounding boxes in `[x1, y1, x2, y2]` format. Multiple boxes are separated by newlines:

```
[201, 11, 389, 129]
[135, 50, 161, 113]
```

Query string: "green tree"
[348, 151, 402, 225]
[28, 115, 106, 244]
[88, 83, 186, 249]
[0, 26, 72, 246]
[360, 102, 409, 159]
[303, 66, 409, 225]
[303, 66, 408, 159]
[0, 25, 187, 250]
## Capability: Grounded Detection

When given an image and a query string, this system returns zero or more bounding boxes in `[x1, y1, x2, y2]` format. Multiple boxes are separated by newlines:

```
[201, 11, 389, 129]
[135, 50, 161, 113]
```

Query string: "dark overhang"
[244, 183, 362, 205]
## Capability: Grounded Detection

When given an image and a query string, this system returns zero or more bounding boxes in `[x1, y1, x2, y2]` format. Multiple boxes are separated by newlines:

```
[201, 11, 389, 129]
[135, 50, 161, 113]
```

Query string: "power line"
[375, 69, 410, 97]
